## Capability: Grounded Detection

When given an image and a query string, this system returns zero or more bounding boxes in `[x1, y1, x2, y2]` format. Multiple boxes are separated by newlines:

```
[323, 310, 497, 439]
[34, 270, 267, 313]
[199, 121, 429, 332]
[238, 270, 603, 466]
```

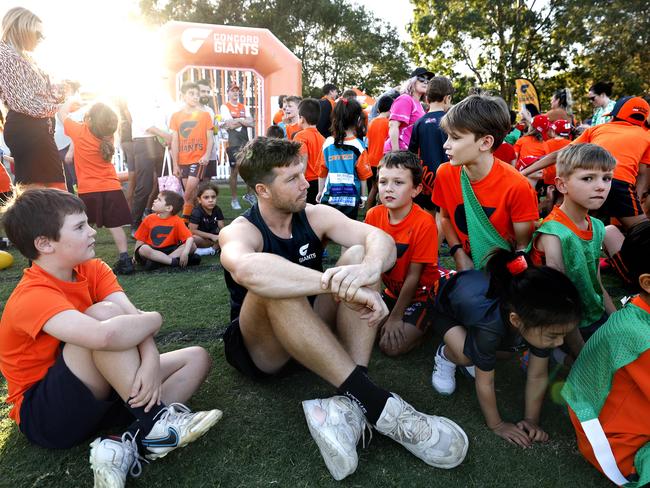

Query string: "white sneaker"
[432, 344, 457, 395]
[302, 396, 369, 480]
[230, 199, 241, 210]
[141, 403, 223, 460]
[375, 394, 469, 469]
[89, 432, 143, 488]
[195, 247, 216, 256]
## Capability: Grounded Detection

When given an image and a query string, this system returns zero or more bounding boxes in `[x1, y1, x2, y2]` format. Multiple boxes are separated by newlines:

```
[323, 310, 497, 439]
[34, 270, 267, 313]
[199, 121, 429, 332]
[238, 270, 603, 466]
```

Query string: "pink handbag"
[157, 147, 184, 195]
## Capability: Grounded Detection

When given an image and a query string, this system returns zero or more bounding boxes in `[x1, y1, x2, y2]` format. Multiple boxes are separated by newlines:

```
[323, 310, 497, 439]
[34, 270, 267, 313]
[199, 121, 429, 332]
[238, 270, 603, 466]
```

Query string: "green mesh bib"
[461, 169, 511, 269]
[562, 302, 650, 487]
[530, 217, 605, 327]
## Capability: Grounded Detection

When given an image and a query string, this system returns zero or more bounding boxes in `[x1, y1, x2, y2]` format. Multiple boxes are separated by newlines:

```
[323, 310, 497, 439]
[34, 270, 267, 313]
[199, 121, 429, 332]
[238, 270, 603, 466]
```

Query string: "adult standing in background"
[316, 83, 338, 138]
[546, 87, 573, 123]
[384, 68, 433, 153]
[0, 7, 65, 189]
[588, 81, 616, 126]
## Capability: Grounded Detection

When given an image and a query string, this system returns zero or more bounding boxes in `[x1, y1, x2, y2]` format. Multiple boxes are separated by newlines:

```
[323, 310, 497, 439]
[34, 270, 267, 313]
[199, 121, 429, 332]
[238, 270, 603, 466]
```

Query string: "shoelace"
[153, 402, 192, 424]
[120, 431, 147, 478]
[387, 401, 432, 444]
[337, 397, 373, 449]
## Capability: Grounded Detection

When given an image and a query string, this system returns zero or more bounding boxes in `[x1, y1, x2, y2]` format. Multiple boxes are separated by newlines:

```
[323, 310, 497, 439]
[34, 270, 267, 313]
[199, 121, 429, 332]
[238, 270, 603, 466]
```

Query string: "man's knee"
[85, 301, 126, 321]
[337, 244, 365, 266]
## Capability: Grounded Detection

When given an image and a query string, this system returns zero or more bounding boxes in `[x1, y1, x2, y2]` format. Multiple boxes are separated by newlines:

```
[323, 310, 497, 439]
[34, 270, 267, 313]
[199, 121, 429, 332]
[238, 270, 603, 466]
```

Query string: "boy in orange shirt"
[170, 82, 214, 221]
[432, 95, 539, 271]
[134, 190, 200, 270]
[0, 189, 221, 487]
[365, 151, 440, 356]
[293, 98, 325, 204]
[280, 95, 303, 140]
[562, 221, 650, 487]
[366, 95, 394, 207]
[529, 144, 617, 358]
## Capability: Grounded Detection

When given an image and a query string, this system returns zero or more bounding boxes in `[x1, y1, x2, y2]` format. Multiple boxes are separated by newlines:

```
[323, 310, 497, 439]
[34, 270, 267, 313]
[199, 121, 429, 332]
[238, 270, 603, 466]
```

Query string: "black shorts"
[134, 244, 179, 264]
[382, 293, 431, 331]
[600, 178, 644, 218]
[180, 163, 209, 180]
[226, 147, 243, 168]
[19, 351, 130, 449]
[223, 318, 300, 380]
[307, 180, 319, 205]
[80, 190, 132, 228]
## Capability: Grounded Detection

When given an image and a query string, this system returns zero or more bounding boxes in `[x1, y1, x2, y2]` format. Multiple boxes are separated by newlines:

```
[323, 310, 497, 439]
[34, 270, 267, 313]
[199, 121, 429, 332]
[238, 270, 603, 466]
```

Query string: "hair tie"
[341, 98, 348, 105]
[506, 254, 528, 275]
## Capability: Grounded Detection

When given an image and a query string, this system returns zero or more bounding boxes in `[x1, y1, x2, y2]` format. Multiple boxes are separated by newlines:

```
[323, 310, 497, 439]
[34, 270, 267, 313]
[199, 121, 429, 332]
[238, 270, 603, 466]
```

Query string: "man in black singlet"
[219, 137, 468, 481]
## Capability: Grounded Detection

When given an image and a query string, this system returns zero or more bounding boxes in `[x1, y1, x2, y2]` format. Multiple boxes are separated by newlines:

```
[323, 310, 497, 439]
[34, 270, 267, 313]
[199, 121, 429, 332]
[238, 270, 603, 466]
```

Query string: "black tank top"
[224, 204, 323, 321]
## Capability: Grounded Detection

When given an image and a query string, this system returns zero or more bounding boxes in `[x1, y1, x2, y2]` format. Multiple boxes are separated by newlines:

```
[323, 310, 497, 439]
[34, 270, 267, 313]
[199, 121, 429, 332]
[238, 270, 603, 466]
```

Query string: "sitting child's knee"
[187, 346, 212, 372]
[337, 244, 365, 265]
[85, 301, 125, 321]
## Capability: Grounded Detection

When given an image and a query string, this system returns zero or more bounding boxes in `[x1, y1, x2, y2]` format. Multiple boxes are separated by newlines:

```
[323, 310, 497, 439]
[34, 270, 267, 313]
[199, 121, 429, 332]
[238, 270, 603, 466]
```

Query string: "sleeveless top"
[224, 204, 323, 321]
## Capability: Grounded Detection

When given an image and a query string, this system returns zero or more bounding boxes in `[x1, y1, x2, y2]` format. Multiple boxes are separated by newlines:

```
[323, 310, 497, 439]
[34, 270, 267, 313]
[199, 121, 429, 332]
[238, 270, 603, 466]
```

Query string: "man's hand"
[340, 286, 388, 327]
[129, 358, 162, 412]
[491, 421, 533, 448]
[379, 318, 406, 353]
[321, 263, 381, 301]
[516, 419, 549, 444]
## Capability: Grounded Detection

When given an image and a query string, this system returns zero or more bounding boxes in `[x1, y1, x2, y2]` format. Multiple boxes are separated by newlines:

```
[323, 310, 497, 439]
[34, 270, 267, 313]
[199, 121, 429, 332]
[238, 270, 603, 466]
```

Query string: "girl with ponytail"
[430, 248, 582, 448]
[59, 100, 134, 274]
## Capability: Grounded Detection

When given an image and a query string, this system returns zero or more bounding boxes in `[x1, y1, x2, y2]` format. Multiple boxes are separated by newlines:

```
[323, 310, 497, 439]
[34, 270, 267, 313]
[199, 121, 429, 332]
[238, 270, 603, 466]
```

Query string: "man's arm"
[146, 126, 172, 146]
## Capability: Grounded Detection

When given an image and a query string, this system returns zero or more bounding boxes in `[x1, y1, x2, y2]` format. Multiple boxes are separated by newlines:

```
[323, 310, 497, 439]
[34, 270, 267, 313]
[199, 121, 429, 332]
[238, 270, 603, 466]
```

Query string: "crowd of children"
[1, 54, 650, 487]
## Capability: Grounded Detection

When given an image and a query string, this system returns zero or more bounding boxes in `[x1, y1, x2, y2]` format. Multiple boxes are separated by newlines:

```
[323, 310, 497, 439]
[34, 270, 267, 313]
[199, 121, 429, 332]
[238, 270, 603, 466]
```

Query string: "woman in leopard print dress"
[0, 7, 65, 189]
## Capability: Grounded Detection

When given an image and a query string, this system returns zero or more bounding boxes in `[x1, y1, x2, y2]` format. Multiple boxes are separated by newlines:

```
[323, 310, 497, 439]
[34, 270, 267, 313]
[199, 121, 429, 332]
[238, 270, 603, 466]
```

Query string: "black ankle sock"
[170, 257, 180, 267]
[337, 366, 391, 425]
[124, 401, 166, 453]
[119, 252, 130, 261]
[357, 365, 368, 375]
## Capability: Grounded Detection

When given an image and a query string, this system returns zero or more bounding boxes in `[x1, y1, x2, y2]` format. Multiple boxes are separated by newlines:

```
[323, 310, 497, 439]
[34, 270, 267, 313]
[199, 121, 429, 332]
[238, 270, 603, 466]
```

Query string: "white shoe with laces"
[432, 344, 457, 395]
[195, 247, 216, 257]
[89, 432, 144, 488]
[302, 395, 371, 480]
[141, 403, 223, 460]
[375, 394, 469, 469]
[231, 199, 241, 210]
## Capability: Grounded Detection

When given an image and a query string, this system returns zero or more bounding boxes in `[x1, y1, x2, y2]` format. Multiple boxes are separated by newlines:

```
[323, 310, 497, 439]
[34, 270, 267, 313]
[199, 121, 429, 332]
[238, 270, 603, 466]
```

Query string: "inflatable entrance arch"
[160, 21, 302, 139]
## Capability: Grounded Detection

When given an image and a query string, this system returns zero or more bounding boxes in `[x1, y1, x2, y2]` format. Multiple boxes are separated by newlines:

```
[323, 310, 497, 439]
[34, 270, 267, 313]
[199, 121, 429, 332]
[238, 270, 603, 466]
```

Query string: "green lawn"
[0, 188, 615, 487]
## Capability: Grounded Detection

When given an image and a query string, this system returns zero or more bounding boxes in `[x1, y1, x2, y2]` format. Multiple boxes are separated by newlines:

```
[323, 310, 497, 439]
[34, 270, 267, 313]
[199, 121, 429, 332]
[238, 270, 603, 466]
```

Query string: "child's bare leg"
[159, 347, 211, 404]
[379, 322, 426, 357]
[441, 326, 473, 366]
[108, 227, 129, 254]
[138, 245, 173, 265]
[193, 235, 213, 248]
[603, 224, 625, 257]
[168, 242, 197, 258]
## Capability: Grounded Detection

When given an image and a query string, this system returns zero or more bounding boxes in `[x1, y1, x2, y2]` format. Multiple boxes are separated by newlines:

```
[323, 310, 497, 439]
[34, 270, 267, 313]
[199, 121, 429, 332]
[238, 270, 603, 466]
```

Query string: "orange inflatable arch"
[160, 21, 302, 137]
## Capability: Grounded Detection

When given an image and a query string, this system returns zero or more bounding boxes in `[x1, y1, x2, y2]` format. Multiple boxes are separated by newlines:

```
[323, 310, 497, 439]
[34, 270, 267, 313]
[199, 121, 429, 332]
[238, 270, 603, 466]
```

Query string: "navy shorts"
[134, 244, 179, 264]
[382, 293, 431, 331]
[19, 351, 130, 449]
[180, 163, 209, 180]
[226, 147, 243, 168]
[600, 178, 644, 218]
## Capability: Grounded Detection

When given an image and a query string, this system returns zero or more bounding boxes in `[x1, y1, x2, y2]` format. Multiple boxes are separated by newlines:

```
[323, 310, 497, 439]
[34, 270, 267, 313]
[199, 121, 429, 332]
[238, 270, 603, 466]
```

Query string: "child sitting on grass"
[431, 249, 582, 448]
[562, 221, 650, 488]
[365, 151, 439, 356]
[134, 190, 200, 270]
[0, 189, 222, 488]
[189, 181, 224, 256]
[530, 144, 617, 358]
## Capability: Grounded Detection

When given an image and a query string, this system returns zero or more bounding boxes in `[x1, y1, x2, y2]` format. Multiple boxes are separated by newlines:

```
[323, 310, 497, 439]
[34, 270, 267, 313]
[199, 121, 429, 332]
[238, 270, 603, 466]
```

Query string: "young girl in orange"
[60, 101, 134, 274]
[514, 114, 550, 165]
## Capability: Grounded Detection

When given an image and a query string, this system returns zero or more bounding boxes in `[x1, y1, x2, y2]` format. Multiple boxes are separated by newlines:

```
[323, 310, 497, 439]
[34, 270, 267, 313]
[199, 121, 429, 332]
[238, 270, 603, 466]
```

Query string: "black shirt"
[189, 205, 224, 234]
[408, 111, 448, 196]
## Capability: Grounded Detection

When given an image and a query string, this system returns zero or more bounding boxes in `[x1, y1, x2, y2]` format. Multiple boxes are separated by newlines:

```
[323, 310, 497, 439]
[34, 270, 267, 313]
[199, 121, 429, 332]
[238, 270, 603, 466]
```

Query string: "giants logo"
[298, 243, 317, 263]
[181, 28, 211, 54]
[150, 225, 174, 247]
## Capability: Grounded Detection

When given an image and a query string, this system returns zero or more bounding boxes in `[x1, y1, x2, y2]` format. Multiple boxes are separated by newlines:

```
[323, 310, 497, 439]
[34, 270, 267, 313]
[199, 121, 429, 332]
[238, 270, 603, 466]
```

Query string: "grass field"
[0, 188, 617, 487]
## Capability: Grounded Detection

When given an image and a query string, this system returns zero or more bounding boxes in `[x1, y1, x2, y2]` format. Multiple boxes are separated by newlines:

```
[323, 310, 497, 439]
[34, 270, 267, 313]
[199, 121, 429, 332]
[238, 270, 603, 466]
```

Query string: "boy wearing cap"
[523, 97, 650, 230]
[432, 95, 539, 271]
[220, 84, 255, 210]
[529, 143, 617, 357]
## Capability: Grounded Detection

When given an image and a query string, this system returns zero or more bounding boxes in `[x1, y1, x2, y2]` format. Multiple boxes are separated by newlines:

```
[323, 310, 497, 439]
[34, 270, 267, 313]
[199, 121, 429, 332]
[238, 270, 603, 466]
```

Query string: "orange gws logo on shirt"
[151, 225, 174, 247]
[180, 121, 199, 138]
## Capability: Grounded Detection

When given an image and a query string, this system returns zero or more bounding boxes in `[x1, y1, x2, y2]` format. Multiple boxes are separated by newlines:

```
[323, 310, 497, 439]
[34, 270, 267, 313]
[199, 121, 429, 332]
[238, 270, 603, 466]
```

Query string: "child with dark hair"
[134, 190, 200, 270]
[60, 100, 134, 275]
[318, 98, 372, 219]
[366, 95, 394, 207]
[431, 248, 581, 447]
[294, 98, 325, 204]
[265, 125, 285, 139]
[189, 181, 224, 256]
[365, 151, 439, 356]
[588, 81, 615, 126]
[0, 188, 222, 487]
[562, 220, 650, 487]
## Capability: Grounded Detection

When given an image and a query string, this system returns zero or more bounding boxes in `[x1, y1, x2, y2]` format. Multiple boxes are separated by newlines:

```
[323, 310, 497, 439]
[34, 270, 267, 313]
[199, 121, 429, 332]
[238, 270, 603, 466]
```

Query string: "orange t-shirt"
[365, 203, 439, 300]
[0, 161, 11, 192]
[286, 123, 301, 141]
[367, 117, 390, 167]
[272, 109, 284, 125]
[543, 138, 571, 185]
[169, 109, 213, 165]
[530, 206, 593, 265]
[568, 296, 650, 479]
[134, 213, 192, 248]
[294, 127, 325, 182]
[573, 121, 650, 185]
[432, 158, 539, 254]
[63, 119, 122, 194]
[514, 135, 549, 160]
[0, 260, 122, 424]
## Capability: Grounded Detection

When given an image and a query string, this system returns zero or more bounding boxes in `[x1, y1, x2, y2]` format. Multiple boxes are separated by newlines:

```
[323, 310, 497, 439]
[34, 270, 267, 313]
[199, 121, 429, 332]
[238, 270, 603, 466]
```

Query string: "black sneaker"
[143, 258, 160, 271]
[188, 253, 201, 266]
[113, 258, 135, 275]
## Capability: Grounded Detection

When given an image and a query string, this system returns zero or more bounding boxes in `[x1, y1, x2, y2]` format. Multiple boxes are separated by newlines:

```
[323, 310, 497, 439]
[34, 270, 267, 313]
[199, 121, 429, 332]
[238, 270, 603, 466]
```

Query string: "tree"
[139, 0, 409, 96]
